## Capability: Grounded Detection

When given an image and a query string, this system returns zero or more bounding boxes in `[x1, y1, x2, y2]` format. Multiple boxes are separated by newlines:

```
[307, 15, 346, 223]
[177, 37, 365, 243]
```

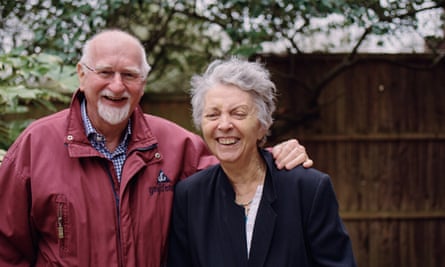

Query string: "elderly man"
[0, 29, 312, 266]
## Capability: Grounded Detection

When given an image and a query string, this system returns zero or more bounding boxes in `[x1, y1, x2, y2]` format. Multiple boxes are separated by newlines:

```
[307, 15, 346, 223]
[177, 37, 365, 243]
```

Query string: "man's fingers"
[302, 158, 313, 168]
[274, 139, 308, 169]
[282, 152, 310, 170]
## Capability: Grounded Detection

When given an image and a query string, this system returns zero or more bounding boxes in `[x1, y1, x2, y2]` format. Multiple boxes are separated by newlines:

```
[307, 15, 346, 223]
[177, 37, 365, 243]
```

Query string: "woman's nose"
[217, 116, 233, 130]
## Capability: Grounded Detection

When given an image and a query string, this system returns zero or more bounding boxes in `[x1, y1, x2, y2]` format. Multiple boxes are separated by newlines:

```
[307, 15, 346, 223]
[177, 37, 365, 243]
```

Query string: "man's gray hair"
[79, 29, 151, 78]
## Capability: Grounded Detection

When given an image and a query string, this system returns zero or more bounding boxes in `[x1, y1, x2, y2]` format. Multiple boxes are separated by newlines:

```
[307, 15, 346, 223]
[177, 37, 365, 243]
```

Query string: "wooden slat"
[300, 134, 445, 142]
[341, 211, 445, 220]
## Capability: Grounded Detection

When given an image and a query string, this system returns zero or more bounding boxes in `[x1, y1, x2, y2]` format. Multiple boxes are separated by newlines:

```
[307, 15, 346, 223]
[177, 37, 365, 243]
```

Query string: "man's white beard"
[98, 101, 131, 125]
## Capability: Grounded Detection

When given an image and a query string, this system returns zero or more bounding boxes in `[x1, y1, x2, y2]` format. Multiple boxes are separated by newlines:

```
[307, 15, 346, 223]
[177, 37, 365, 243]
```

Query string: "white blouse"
[245, 184, 264, 257]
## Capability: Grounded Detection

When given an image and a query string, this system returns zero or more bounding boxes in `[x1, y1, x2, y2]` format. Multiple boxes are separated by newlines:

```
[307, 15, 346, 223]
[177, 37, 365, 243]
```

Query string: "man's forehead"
[92, 31, 137, 44]
[90, 32, 141, 55]
[90, 43, 142, 67]
[92, 41, 140, 56]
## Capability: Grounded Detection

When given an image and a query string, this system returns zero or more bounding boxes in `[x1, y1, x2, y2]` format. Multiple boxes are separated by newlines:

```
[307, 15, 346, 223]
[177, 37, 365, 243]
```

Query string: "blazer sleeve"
[305, 174, 357, 267]
[167, 183, 193, 267]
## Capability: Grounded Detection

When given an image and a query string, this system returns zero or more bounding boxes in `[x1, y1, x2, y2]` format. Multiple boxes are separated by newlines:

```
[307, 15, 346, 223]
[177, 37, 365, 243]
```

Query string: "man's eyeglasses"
[82, 63, 144, 83]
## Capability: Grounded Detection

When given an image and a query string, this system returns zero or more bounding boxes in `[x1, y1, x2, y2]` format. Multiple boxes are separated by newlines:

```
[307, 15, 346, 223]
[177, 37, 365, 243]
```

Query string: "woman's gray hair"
[190, 57, 277, 144]
[79, 29, 151, 78]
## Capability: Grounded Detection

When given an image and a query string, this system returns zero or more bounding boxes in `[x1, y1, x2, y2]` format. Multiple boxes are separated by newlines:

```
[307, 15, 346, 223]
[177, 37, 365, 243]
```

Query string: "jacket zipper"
[57, 204, 64, 240]
[57, 200, 68, 257]
[105, 145, 157, 266]
[103, 162, 124, 267]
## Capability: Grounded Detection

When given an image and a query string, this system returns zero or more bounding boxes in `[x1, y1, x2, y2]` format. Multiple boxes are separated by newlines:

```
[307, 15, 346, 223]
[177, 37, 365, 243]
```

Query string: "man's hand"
[271, 139, 313, 170]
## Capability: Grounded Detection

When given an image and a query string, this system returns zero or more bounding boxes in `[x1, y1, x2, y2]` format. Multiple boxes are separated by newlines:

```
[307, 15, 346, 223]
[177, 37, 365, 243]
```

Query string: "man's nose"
[108, 72, 126, 91]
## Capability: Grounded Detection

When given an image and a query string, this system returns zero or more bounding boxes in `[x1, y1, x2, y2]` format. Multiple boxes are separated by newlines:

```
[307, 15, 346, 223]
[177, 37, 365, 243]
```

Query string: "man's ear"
[76, 63, 85, 91]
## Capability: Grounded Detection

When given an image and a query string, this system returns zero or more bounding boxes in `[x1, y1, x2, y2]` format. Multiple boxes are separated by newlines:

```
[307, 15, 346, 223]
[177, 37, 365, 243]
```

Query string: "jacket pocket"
[55, 194, 70, 258]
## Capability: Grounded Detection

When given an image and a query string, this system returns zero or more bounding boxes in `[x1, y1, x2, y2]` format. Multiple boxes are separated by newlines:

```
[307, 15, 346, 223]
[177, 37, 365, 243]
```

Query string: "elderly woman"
[167, 58, 356, 267]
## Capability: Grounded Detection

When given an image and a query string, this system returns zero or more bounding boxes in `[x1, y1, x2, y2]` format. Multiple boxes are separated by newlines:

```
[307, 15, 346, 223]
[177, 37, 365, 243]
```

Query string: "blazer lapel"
[248, 166, 277, 267]
[218, 169, 249, 267]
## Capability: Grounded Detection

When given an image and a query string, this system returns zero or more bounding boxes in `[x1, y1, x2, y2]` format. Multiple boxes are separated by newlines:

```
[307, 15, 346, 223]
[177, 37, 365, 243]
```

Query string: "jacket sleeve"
[181, 131, 218, 177]
[305, 175, 357, 267]
[0, 145, 37, 266]
[146, 114, 218, 178]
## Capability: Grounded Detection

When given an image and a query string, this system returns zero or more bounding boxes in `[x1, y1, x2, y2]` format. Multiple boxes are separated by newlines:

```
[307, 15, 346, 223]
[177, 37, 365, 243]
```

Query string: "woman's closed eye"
[232, 112, 247, 120]
[204, 113, 219, 120]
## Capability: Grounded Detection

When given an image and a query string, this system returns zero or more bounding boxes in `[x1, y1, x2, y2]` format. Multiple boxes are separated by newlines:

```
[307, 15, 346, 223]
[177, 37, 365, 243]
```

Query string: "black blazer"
[167, 149, 356, 267]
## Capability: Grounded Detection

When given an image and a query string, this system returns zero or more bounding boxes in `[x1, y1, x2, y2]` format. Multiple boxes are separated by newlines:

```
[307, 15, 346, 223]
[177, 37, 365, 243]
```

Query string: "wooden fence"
[261, 54, 445, 267]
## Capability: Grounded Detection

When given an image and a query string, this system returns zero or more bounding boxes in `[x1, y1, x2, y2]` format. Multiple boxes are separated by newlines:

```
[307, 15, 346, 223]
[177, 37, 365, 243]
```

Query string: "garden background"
[1, 1, 445, 266]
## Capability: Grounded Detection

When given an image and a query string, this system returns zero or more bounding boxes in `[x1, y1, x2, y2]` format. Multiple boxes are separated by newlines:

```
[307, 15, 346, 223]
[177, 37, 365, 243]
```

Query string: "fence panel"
[263, 54, 445, 267]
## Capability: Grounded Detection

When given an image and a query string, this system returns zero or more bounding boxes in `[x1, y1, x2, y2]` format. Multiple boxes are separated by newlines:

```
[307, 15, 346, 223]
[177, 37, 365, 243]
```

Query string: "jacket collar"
[247, 150, 277, 267]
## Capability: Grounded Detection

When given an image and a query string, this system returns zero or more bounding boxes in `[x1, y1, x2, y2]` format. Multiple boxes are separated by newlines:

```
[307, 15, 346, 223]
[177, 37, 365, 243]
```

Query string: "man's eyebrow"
[123, 67, 141, 73]
[95, 65, 141, 73]
[93, 64, 112, 69]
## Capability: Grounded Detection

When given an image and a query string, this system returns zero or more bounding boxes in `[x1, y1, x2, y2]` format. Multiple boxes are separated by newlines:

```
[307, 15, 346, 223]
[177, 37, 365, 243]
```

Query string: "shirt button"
[155, 152, 161, 159]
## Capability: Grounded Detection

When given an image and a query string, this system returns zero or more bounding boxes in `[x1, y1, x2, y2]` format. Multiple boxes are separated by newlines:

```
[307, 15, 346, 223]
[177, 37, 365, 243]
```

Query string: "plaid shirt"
[81, 100, 131, 182]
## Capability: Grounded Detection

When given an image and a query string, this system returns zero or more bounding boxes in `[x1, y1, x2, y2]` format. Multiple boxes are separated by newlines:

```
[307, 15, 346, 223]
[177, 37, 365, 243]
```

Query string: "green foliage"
[1, 1, 228, 92]
[99, 2, 225, 92]
[203, 0, 445, 54]
[0, 0, 444, 149]
[0, 0, 110, 63]
[2, 1, 444, 73]
[0, 51, 76, 111]
[0, 51, 76, 149]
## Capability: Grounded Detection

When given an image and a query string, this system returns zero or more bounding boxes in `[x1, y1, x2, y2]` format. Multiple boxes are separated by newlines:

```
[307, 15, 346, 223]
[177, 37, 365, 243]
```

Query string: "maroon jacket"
[0, 91, 217, 266]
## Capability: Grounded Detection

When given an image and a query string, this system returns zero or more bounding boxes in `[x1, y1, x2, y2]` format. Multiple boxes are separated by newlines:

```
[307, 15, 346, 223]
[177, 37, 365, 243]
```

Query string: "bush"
[0, 52, 77, 149]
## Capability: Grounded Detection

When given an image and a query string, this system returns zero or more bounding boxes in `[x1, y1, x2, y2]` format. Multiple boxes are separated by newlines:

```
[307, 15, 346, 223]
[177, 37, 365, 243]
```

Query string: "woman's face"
[201, 83, 266, 166]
